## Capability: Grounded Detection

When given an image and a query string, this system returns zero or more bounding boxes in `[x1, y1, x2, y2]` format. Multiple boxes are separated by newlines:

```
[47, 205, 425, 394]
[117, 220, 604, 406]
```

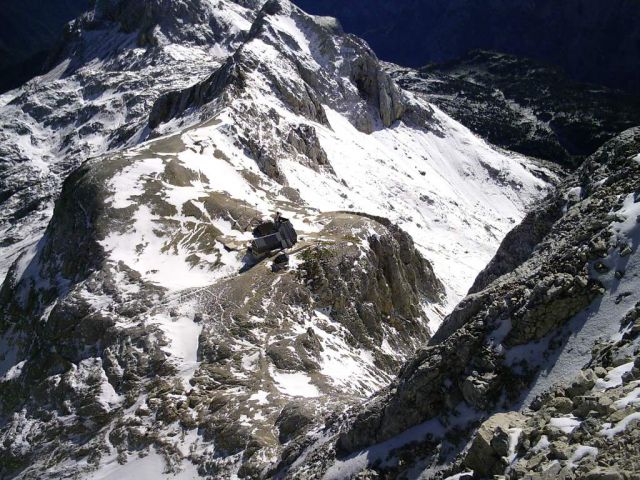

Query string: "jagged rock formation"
[282, 128, 640, 478]
[388, 51, 640, 168]
[148, 0, 408, 137]
[0, 0, 557, 478]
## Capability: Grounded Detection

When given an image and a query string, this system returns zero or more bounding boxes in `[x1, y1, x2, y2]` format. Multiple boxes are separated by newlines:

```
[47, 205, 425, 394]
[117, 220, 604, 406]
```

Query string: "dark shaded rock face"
[350, 54, 405, 129]
[389, 51, 640, 168]
[468, 193, 565, 294]
[0, 160, 110, 320]
[283, 129, 640, 478]
[0, 0, 90, 93]
[148, 57, 247, 130]
[293, 0, 640, 93]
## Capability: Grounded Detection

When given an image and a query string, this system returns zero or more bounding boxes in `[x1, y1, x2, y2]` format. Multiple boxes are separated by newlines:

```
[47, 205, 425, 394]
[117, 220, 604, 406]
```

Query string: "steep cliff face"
[293, 0, 640, 93]
[283, 129, 640, 478]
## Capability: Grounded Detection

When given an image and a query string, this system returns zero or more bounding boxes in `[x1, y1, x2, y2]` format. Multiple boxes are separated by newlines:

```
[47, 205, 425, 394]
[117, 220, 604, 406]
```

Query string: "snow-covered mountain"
[3, 0, 633, 479]
[0, 0, 555, 309]
[0, 0, 262, 284]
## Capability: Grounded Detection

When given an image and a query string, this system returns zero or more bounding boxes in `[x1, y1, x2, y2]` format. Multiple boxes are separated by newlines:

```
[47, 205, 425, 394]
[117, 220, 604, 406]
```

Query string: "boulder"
[463, 412, 526, 476]
[276, 402, 316, 443]
[585, 468, 625, 480]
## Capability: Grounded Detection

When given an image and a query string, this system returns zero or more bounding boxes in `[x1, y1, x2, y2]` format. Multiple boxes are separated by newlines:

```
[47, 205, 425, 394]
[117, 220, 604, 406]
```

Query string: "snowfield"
[285, 104, 551, 306]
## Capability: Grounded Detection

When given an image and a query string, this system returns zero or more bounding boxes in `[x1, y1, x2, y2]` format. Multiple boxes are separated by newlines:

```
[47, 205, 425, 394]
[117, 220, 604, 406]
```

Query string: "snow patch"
[613, 383, 640, 409]
[549, 416, 581, 434]
[89, 448, 199, 480]
[150, 313, 202, 386]
[596, 362, 635, 390]
[600, 412, 640, 438]
[249, 390, 270, 405]
[2, 360, 26, 382]
[271, 369, 319, 398]
[568, 445, 598, 467]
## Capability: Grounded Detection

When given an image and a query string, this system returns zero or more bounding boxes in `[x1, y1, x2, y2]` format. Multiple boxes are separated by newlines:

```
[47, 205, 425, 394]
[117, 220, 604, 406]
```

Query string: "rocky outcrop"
[468, 193, 565, 294]
[148, 57, 246, 130]
[463, 412, 527, 476]
[298, 215, 444, 352]
[0, 158, 110, 320]
[83, 0, 262, 50]
[458, 302, 640, 479]
[285, 124, 331, 171]
[350, 53, 405, 129]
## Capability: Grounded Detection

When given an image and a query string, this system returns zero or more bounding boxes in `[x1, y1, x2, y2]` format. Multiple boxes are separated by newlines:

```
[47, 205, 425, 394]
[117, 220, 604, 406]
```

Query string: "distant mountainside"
[293, 0, 640, 93]
[0, 0, 90, 93]
[389, 51, 640, 169]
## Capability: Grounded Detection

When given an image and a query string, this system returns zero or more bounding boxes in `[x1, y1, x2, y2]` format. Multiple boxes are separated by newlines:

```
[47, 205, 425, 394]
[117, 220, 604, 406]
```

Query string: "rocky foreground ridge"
[281, 129, 640, 478]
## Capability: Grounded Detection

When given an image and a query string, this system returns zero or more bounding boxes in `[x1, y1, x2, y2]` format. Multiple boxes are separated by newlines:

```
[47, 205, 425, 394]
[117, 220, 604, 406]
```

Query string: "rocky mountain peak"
[147, 0, 409, 144]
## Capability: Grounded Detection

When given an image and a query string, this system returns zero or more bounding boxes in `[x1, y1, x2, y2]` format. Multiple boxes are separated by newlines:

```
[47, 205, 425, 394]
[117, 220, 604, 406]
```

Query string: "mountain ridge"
[293, 0, 640, 94]
[388, 50, 640, 170]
